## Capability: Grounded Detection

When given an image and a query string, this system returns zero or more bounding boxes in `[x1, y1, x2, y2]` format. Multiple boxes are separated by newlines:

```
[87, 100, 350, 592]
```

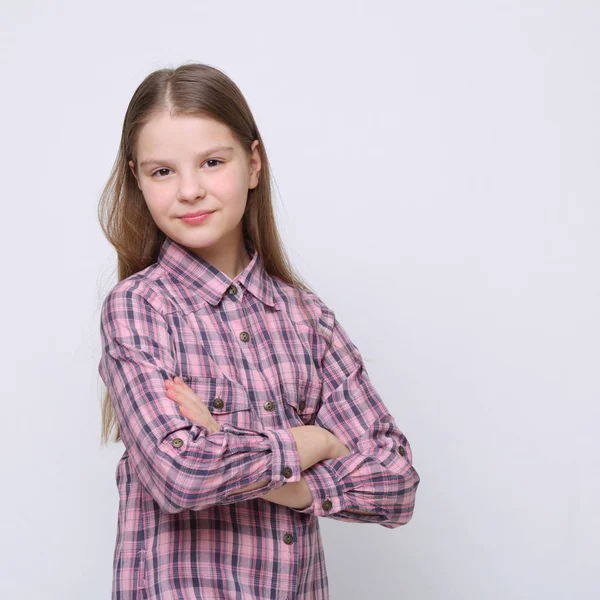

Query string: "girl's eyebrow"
[139, 145, 234, 168]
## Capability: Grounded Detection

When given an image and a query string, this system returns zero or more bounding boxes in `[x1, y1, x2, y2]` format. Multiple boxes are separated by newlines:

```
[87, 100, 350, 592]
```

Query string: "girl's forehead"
[136, 112, 238, 152]
[148, 109, 220, 125]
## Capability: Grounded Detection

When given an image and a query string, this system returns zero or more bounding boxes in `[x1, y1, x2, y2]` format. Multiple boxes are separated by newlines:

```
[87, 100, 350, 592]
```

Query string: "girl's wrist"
[259, 477, 313, 509]
[318, 427, 336, 461]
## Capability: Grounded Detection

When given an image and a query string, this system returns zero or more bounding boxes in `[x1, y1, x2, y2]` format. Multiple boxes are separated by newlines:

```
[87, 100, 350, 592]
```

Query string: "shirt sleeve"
[98, 281, 302, 514]
[289, 296, 420, 528]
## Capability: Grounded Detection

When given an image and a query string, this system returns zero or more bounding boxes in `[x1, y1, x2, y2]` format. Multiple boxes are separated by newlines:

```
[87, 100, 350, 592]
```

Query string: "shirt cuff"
[219, 423, 303, 490]
[263, 427, 303, 486]
[289, 458, 348, 517]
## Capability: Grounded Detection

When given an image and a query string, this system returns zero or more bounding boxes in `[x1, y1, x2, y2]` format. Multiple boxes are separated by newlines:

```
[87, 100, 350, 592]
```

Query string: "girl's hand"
[165, 376, 221, 434]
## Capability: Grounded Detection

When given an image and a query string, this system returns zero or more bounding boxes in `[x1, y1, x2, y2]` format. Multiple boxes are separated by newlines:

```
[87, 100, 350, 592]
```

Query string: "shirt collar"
[157, 236, 277, 309]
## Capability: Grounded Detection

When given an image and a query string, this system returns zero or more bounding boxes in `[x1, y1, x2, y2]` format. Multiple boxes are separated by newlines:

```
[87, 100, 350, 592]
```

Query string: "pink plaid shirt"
[98, 235, 420, 599]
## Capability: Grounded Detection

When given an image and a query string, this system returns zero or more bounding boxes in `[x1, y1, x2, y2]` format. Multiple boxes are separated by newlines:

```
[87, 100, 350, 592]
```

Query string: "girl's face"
[129, 111, 261, 259]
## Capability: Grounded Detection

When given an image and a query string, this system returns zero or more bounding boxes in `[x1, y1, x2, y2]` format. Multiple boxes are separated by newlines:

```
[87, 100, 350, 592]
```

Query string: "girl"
[98, 62, 420, 600]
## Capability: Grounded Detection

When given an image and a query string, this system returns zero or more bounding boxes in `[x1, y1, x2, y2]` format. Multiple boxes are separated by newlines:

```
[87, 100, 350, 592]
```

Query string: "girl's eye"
[152, 168, 172, 178]
[151, 159, 223, 178]
[205, 159, 223, 168]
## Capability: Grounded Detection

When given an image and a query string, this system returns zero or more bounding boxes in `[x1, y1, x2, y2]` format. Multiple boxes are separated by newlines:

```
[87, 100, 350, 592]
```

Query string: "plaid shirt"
[98, 235, 420, 599]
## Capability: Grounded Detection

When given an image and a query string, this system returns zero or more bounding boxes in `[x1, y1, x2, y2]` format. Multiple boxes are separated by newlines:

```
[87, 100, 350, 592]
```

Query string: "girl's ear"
[248, 140, 261, 190]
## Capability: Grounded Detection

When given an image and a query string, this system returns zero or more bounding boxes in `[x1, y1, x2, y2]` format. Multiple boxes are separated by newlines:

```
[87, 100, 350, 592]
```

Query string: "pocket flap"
[182, 376, 251, 414]
[281, 375, 322, 416]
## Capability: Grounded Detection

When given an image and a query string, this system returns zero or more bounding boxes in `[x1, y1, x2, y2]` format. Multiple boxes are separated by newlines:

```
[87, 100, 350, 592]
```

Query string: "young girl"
[98, 62, 420, 600]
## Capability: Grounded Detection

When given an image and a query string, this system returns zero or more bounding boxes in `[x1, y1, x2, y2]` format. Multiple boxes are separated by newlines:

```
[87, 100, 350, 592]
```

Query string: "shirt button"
[227, 284, 238, 295]
[282, 466, 293, 478]
[172, 438, 183, 448]
[239, 331, 250, 342]
[322, 499, 332, 511]
[264, 401, 275, 411]
[283, 533, 294, 545]
[398, 446, 406, 456]
[213, 397, 224, 409]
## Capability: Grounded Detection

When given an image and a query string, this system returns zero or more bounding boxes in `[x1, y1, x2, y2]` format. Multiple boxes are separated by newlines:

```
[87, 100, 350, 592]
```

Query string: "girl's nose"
[177, 177, 207, 201]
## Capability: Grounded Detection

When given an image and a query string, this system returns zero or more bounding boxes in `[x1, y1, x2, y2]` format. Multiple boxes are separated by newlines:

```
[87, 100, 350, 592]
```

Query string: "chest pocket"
[281, 374, 323, 426]
[182, 375, 253, 430]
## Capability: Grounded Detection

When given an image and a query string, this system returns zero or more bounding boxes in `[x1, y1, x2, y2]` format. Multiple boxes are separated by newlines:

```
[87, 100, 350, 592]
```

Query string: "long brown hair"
[98, 62, 315, 446]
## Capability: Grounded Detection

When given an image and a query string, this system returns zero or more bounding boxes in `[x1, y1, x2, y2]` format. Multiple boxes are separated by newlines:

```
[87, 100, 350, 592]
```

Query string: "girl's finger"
[174, 377, 194, 393]
[180, 387, 203, 403]
[166, 389, 183, 403]
[172, 382, 201, 402]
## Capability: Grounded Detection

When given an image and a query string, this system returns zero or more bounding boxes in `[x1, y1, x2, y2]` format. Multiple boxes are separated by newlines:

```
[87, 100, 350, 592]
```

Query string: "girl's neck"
[190, 238, 252, 280]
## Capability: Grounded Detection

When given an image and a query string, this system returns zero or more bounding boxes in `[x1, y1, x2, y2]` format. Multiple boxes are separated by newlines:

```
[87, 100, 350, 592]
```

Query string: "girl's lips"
[179, 211, 214, 224]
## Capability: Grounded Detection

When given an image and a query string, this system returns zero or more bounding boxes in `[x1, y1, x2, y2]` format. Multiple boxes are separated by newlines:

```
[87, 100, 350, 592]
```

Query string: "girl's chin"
[169, 229, 221, 249]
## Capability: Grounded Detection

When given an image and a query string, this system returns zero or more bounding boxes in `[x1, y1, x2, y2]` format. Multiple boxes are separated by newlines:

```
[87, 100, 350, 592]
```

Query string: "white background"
[1, 1, 598, 598]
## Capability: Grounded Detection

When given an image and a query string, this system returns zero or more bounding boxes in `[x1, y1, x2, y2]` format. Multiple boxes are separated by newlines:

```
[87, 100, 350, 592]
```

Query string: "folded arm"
[286, 295, 421, 528]
[98, 282, 307, 514]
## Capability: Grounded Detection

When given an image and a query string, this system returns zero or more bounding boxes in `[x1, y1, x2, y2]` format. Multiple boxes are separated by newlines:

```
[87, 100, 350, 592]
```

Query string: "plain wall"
[1, 1, 598, 598]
